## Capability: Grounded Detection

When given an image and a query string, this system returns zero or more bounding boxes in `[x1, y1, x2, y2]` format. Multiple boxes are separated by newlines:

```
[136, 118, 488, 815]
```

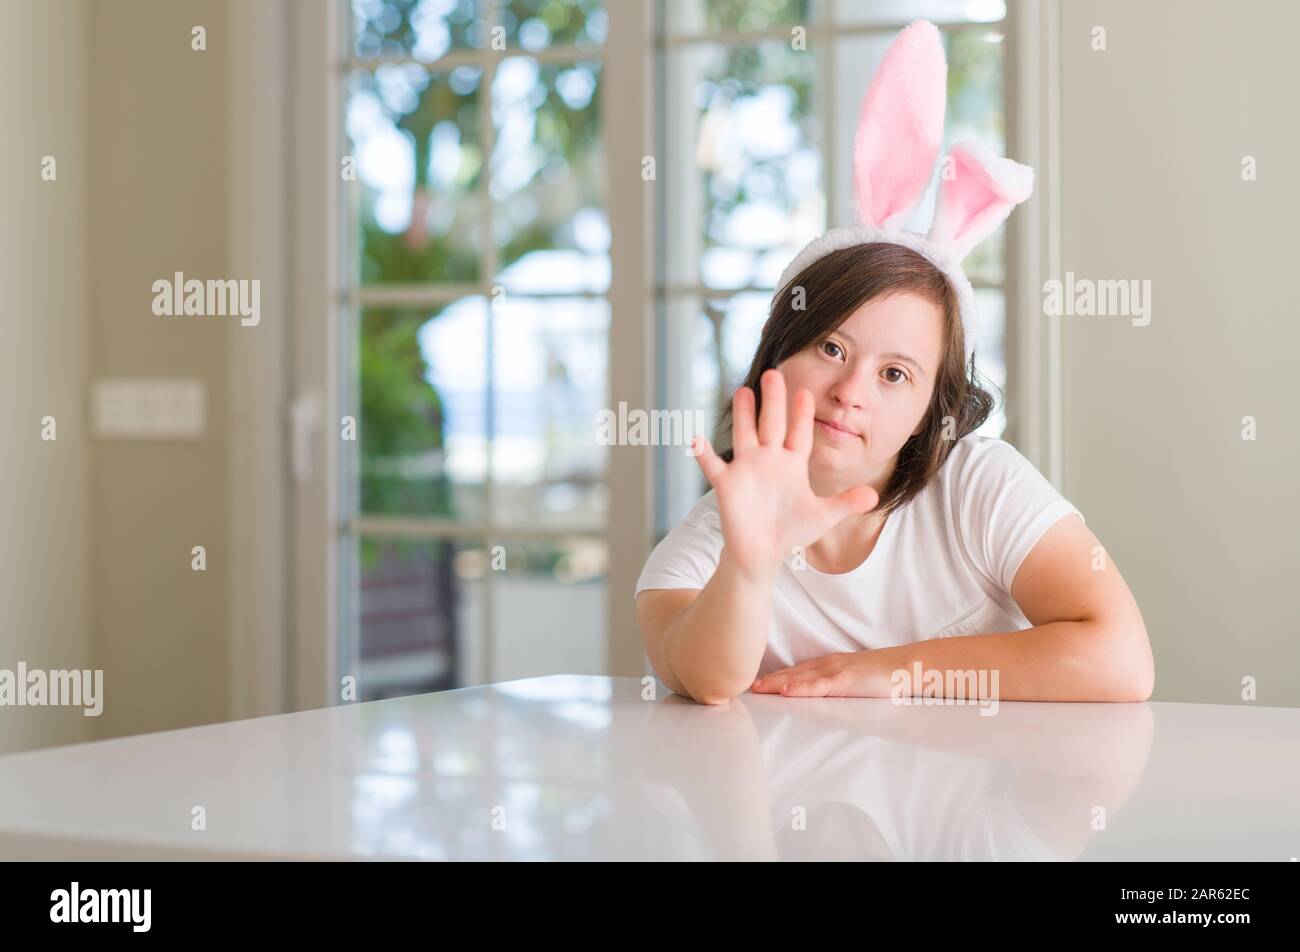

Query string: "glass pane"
[944, 26, 1006, 284]
[656, 294, 718, 533]
[353, 536, 482, 700]
[351, 0, 485, 61]
[663, 0, 819, 35]
[945, 28, 1005, 146]
[489, 537, 607, 682]
[490, 295, 608, 530]
[717, 291, 772, 394]
[493, 0, 607, 50]
[663, 41, 822, 291]
[834, 0, 1006, 27]
[972, 287, 1006, 438]
[832, 26, 1004, 283]
[491, 57, 608, 293]
[348, 65, 485, 284]
[656, 292, 772, 531]
[359, 300, 488, 521]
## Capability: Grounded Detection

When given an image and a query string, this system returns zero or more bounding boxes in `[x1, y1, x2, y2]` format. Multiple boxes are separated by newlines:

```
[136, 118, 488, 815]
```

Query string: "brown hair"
[715, 242, 996, 516]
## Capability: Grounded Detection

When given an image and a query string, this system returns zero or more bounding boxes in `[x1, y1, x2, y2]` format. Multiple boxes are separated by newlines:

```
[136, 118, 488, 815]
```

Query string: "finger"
[691, 436, 727, 489]
[757, 369, 787, 447]
[754, 658, 823, 692]
[781, 677, 834, 697]
[785, 387, 814, 455]
[732, 386, 759, 454]
[691, 435, 722, 475]
[752, 669, 792, 693]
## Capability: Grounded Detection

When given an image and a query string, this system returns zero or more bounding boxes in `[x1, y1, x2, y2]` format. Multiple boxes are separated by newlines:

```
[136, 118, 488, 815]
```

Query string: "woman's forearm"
[662, 547, 776, 704]
[870, 618, 1154, 703]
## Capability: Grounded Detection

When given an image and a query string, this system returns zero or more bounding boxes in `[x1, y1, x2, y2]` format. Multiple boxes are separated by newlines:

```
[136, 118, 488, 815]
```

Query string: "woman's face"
[774, 291, 945, 497]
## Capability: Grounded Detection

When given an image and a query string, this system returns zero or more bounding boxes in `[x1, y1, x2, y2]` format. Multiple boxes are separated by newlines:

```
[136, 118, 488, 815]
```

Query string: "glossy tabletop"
[0, 675, 1296, 860]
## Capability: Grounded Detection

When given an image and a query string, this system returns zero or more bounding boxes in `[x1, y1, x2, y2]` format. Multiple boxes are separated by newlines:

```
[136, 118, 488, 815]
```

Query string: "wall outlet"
[92, 378, 206, 439]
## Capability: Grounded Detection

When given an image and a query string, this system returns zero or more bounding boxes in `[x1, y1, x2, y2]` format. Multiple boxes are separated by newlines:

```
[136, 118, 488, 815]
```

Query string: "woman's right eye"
[819, 340, 844, 360]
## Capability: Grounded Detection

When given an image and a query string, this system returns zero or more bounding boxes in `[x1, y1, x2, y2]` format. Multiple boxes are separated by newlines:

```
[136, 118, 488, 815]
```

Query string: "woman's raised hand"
[692, 369, 880, 575]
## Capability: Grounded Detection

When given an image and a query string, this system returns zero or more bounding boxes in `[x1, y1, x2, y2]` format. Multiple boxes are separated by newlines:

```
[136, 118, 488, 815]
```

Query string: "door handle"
[289, 391, 320, 484]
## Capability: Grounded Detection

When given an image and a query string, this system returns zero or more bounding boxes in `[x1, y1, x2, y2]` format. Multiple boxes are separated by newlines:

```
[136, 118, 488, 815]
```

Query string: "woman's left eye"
[883, 367, 909, 384]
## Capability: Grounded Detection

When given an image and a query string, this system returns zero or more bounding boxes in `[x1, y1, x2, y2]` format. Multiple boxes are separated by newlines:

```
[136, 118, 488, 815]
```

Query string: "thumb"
[825, 484, 879, 523]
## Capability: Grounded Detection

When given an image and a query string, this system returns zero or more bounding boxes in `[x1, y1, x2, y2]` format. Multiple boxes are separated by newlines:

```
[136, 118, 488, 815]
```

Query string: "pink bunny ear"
[927, 139, 1035, 262]
[853, 19, 948, 230]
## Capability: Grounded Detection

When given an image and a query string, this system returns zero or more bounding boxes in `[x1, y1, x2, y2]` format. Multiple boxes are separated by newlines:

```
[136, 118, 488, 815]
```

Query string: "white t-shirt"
[634, 433, 1085, 678]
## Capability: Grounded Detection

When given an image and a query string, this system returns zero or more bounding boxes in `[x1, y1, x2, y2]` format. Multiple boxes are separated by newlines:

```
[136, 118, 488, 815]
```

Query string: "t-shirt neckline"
[798, 506, 901, 579]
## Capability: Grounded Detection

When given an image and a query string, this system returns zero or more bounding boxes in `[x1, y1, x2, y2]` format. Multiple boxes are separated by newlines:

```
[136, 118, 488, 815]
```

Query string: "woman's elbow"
[663, 663, 752, 705]
[1126, 660, 1155, 702]
[691, 687, 744, 706]
[1102, 622, 1155, 702]
[679, 673, 751, 706]
[642, 652, 743, 705]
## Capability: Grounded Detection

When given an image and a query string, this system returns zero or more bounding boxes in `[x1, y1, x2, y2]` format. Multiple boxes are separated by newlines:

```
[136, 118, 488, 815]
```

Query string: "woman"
[635, 243, 1152, 705]
[634, 20, 1153, 706]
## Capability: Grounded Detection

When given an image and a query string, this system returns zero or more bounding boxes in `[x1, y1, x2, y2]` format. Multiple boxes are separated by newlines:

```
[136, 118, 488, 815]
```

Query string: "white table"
[0, 675, 1296, 860]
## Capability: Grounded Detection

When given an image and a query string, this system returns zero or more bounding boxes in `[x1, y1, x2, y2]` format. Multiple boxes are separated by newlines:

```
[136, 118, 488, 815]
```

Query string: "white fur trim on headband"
[772, 226, 980, 363]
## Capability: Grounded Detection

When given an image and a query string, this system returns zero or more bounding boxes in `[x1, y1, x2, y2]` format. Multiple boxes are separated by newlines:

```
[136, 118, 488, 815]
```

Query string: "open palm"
[692, 369, 880, 575]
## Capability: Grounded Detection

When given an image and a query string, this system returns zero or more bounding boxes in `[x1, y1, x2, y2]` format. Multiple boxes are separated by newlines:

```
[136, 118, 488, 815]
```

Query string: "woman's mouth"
[815, 418, 860, 441]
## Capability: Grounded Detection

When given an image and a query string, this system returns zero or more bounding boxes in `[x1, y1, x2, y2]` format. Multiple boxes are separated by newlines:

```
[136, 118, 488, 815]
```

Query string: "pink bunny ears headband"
[774, 18, 1034, 363]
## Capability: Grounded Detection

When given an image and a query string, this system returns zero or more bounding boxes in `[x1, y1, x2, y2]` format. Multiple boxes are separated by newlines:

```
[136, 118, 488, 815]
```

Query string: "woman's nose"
[829, 370, 869, 410]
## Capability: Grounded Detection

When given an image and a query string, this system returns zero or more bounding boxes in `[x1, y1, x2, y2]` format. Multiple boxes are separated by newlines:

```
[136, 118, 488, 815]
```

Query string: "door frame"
[229, 0, 659, 712]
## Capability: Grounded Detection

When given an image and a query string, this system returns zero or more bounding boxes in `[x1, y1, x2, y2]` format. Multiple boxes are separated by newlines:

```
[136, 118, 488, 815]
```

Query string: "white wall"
[0, 0, 95, 753]
[87, 0, 232, 739]
[1, 0, 237, 753]
[1058, 0, 1300, 705]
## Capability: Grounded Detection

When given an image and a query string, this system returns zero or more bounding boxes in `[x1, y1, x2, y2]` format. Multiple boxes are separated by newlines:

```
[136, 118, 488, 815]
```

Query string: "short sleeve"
[955, 439, 1085, 594]
[633, 492, 725, 599]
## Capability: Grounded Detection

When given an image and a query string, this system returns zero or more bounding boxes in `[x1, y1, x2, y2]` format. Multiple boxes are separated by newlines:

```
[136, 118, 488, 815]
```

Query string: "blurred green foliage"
[351, 0, 602, 571]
